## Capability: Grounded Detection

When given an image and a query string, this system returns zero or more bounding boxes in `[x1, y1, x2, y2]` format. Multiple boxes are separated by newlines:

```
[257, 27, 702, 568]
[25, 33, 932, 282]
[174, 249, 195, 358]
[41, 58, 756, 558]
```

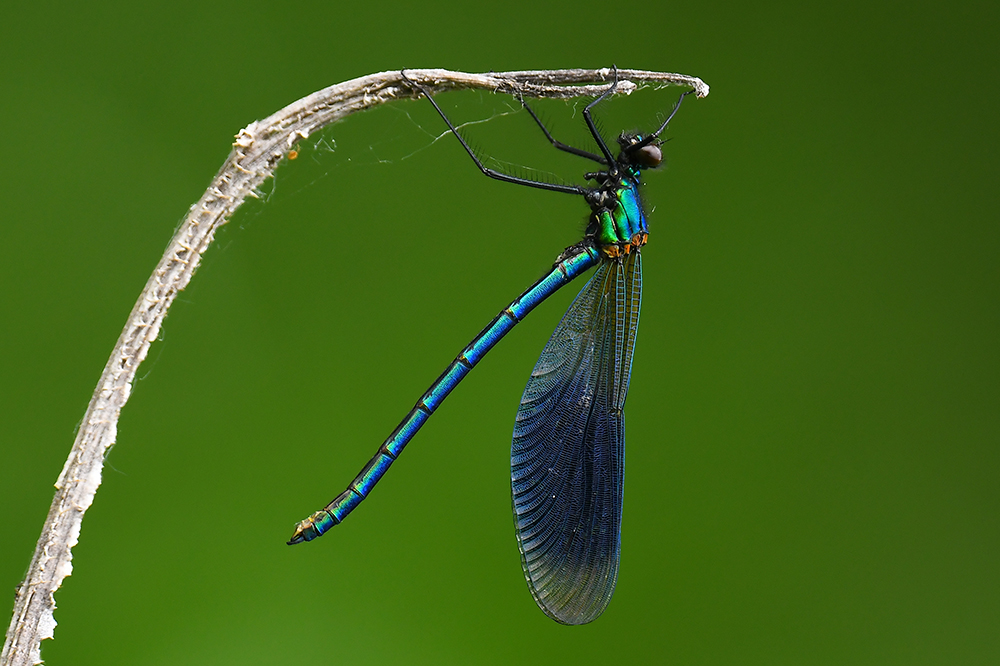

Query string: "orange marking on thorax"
[600, 233, 648, 259]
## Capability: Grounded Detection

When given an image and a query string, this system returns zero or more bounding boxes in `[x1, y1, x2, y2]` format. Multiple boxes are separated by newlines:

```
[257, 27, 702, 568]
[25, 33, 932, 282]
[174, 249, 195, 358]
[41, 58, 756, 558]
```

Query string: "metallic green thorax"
[591, 168, 648, 249]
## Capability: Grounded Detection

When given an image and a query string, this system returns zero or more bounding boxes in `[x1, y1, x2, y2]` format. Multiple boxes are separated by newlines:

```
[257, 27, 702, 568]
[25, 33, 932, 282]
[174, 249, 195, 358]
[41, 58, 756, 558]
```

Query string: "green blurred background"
[2, 1, 997, 664]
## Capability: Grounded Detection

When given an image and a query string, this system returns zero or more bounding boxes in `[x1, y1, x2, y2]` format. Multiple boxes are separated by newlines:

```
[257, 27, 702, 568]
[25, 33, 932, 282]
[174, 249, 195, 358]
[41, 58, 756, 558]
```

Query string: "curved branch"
[1, 67, 708, 666]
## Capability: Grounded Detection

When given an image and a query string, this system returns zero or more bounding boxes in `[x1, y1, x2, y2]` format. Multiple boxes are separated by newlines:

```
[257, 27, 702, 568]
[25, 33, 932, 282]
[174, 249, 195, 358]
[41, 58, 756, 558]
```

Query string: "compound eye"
[634, 144, 662, 167]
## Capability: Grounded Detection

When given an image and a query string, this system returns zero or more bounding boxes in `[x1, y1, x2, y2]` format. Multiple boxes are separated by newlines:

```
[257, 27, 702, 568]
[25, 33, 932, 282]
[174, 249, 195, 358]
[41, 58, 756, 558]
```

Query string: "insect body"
[289, 70, 693, 625]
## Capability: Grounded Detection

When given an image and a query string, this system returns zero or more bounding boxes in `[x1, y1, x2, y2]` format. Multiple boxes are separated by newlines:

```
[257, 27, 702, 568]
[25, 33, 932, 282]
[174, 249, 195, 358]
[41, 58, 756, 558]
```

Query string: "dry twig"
[1, 67, 708, 666]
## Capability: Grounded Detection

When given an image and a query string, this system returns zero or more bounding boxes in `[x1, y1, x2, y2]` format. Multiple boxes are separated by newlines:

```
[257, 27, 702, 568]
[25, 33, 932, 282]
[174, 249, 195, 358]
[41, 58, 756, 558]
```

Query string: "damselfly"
[289, 69, 695, 625]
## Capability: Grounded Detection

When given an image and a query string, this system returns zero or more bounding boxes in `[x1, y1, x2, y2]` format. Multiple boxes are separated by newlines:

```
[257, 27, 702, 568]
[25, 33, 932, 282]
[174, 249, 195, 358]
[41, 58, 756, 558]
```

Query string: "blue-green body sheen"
[291, 171, 653, 545]
[594, 172, 647, 247]
[288, 247, 601, 543]
[285, 74, 700, 628]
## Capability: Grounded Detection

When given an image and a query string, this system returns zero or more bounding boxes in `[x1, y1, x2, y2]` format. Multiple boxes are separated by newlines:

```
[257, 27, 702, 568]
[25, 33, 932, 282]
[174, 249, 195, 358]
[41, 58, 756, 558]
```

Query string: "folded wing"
[511, 252, 642, 624]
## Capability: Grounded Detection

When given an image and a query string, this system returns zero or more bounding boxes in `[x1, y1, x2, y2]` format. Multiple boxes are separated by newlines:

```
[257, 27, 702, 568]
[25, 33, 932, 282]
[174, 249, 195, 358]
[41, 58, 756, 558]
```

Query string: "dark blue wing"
[511, 251, 642, 625]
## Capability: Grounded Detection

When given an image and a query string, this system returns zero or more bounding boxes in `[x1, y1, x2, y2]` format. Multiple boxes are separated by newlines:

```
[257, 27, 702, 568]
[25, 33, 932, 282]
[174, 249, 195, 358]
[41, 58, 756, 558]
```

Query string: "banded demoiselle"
[289, 70, 695, 625]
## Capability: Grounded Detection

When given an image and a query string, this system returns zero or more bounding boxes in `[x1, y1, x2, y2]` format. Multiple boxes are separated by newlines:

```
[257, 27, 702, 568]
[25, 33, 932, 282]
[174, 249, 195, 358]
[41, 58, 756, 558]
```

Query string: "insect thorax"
[589, 172, 649, 258]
